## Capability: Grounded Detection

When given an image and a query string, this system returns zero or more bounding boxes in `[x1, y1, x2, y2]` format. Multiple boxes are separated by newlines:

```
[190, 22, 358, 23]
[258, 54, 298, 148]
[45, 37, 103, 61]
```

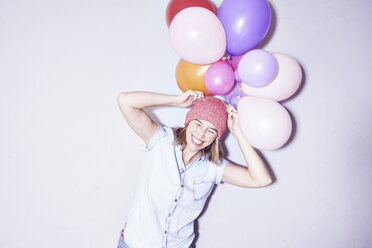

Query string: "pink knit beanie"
[185, 96, 227, 140]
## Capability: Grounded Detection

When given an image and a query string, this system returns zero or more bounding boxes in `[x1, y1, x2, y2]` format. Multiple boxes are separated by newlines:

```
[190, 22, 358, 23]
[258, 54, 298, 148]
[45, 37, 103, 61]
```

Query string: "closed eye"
[194, 120, 202, 126]
[208, 129, 217, 134]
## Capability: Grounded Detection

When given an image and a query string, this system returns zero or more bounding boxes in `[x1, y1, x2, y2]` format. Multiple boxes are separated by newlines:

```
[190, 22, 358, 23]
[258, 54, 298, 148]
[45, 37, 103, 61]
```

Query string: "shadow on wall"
[190, 131, 276, 248]
[258, 2, 277, 50]
[281, 64, 307, 147]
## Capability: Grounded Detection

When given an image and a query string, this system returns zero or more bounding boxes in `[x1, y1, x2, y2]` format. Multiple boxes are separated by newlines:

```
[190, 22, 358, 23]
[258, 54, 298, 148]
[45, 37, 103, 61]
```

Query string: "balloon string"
[224, 54, 232, 66]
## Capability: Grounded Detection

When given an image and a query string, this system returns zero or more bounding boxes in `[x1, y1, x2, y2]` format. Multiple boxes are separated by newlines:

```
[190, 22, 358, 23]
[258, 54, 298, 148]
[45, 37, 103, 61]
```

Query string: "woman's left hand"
[226, 104, 241, 137]
[176, 90, 204, 108]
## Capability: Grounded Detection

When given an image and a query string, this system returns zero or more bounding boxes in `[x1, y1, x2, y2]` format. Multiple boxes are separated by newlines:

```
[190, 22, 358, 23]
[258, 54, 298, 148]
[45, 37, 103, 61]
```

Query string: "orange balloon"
[175, 59, 212, 96]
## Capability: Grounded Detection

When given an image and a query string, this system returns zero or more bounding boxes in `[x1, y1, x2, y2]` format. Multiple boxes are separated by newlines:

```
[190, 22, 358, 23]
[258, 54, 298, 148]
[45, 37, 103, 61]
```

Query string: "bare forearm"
[117, 91, 180, 110]
[116, 90, 203, 146]
[234, 131, 272, 186]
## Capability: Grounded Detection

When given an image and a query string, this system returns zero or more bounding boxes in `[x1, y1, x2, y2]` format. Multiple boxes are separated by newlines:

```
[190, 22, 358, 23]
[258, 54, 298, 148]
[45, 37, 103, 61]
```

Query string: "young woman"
[117, 90, 272, 248]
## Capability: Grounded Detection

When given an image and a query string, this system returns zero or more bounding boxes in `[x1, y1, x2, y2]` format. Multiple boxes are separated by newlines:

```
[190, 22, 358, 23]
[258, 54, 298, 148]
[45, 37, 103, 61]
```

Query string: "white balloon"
[238, 96, 292, 150]
[169, 7, 226, 65]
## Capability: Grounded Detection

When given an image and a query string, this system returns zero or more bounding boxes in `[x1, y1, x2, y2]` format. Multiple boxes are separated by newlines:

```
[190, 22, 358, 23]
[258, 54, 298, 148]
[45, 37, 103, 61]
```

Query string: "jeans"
[117, 229, 130, 248]
[117, 229, 193, 248]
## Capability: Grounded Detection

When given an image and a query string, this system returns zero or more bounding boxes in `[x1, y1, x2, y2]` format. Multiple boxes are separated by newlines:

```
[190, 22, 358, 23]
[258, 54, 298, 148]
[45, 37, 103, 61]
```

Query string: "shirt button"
[169, 213, 171, 217]
[181, 184, 184, 188]
[164, 230, 167, 234]
[175, 199, 178, 202]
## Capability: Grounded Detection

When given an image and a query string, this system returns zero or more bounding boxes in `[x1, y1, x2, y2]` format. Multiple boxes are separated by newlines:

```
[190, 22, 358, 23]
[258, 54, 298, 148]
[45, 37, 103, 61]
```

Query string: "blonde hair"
[175, 125, 224, 165]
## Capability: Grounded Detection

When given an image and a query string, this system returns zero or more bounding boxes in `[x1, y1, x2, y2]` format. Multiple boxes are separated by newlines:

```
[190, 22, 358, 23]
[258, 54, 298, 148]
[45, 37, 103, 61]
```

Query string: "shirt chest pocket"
[193, 180, 214, 201]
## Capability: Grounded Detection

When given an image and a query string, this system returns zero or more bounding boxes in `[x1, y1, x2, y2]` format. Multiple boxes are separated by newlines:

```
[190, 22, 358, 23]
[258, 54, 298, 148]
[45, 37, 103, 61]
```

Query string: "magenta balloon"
[238, 49, 278, 87]
[205, 60, 235, 95]
[217, 0, 271, 55]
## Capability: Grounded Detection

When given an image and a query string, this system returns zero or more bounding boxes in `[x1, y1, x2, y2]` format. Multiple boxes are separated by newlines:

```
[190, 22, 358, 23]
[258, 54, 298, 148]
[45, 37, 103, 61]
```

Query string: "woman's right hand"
[176, 90, 204, 108]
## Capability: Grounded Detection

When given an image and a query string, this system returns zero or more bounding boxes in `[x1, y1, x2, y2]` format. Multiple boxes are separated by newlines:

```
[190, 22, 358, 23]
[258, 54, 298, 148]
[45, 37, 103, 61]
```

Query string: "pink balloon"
[241, 53, 302, 101]
[229, 55, 243, 81]
[238, 96, 292, 150]
[205, 60, 235, 95]
[169, 7, 226, 65]
[230, 55, 243, 71]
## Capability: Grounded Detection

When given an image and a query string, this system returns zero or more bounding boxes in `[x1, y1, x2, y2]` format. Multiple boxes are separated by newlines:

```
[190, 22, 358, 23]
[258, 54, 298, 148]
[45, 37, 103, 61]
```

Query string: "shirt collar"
[175, 144, 207, 168]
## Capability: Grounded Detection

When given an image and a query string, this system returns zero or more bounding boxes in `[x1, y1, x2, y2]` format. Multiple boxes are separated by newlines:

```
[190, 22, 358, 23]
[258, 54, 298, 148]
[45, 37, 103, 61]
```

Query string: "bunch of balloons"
[166, 0, 302, 150]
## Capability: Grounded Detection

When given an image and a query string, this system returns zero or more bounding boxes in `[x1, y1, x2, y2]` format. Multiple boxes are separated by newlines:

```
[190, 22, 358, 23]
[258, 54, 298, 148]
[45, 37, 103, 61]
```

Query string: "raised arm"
[117, 90, 203, 146]
[222, 105, 272, 188]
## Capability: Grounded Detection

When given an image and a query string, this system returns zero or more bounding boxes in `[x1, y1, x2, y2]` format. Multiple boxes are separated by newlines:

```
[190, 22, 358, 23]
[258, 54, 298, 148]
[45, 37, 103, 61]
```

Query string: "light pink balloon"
[238, 96, 292, 150]
[169, 7, 226, 65]
[241, 53, 302, 101]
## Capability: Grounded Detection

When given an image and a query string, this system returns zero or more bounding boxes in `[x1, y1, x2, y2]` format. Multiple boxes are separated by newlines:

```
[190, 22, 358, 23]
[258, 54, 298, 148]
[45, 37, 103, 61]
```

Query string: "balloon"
[241, 53, 302, 101]
[234, 70, 242, 82]
[205, 60, 235, 95]
[224, 82, 246, 108]
[238, 96, 292, 150]
[176, 59, 212, 95]
[170, 7, 226, 65]
[228, 55, 243, 81]
[230, 55, 243, 71]
[166, 0, 217, 27]
[217, 0, 271, 55]
[238, 49, 278, 87]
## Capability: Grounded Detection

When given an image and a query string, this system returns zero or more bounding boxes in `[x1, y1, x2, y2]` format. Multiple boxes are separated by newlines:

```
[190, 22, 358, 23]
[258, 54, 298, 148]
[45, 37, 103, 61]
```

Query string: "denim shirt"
[123, 125, 227, 248]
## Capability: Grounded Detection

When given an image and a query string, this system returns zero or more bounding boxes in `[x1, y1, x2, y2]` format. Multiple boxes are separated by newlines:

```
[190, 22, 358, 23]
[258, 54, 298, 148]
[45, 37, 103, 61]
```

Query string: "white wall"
[0, 0, 371, 247]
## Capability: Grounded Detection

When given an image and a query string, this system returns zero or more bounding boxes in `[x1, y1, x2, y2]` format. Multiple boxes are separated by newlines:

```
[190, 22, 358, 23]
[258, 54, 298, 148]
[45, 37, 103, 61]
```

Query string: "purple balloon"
[217, 0, 271, 55]
[238, 49, 278, 87]
[234, 70, 242, 82]
[205, 60, 235, 95]
[225, 81, 246, 108]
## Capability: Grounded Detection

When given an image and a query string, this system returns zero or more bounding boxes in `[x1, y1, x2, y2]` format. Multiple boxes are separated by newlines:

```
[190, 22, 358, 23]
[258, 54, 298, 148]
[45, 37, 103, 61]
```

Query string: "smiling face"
[185, 119, 218, 152]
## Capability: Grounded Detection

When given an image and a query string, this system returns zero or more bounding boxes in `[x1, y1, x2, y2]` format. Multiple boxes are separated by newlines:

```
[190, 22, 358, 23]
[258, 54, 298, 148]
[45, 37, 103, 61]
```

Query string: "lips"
[191, 135, 203, 146]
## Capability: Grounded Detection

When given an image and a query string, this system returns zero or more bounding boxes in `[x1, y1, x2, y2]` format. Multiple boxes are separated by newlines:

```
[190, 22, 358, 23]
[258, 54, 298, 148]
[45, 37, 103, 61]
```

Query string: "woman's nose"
[196, 127, 206, 138]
